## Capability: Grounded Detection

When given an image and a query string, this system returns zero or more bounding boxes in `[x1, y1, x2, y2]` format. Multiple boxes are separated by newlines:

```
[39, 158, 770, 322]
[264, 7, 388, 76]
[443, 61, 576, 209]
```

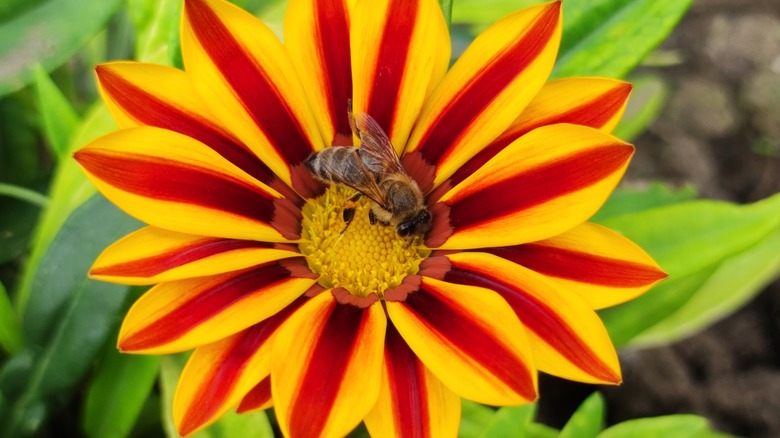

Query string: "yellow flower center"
[299, 186, 429, 298]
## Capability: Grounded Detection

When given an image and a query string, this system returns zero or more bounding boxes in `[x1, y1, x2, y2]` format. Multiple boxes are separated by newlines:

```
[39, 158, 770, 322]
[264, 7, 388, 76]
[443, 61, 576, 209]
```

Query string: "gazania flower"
[74, 0, 667, 436]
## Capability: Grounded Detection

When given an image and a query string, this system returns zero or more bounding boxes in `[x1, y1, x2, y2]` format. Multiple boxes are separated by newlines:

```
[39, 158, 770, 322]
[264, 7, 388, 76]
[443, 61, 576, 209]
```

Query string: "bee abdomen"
[304, 147, 370, 187]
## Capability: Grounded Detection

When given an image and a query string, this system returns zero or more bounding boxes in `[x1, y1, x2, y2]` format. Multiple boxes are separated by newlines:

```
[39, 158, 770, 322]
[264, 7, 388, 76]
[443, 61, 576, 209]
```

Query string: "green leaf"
[0, 281, 24, 354]
[33, 65, 80, 159]
[83, 343, 161, 438]
[14, 102, 114, 316]
[481, 404, 536, 438]
[451, 0, 692, 78]
[612, 75, 668, 142]
[159, 354, 273, 438]
[0, 197, 39, 265]
[0, 183, 49, 208]
[525, 423, 559, 438]
[559, 392, 605, 438]
[601, 193, 780, 280]
[0, 0, 46, 23]
[596, 415, 710, 438]
[591, 182, 696, 223]
[553, 0, 694, 79]
[460, 400, 496, 438]
[159, 355, 188, 438]
[451, 0, 537, 27]
[633, 227, 780, 346]
[0, 194, 142, 437]
[600, 268, 714, 347]
[438, 0, 453, 27]
[599, 193, 780, 346]
[0, 92, 44, 185]
[128, 0, 182, 64]
[0, 0, 123, 97]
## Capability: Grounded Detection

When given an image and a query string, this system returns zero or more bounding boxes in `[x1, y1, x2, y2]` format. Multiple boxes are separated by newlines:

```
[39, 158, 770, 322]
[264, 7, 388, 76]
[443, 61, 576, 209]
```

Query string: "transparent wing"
[317, 147, 388, 207]
[353, 112, 404, 175]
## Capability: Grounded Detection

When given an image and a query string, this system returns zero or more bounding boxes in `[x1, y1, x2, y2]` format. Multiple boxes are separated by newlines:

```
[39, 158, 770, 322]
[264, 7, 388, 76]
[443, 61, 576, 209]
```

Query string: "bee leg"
[341, 192, 363, 235]
[368, 210, 378, 225]
[340, 208, 355, 235]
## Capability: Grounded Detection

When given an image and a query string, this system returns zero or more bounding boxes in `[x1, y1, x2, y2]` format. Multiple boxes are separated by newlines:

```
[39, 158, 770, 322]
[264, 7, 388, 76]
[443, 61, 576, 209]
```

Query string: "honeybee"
[304, 111, 432, 239]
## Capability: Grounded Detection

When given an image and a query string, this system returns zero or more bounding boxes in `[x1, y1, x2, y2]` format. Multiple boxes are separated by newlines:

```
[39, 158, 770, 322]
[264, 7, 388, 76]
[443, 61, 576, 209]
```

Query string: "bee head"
[397, 209, 432, 238]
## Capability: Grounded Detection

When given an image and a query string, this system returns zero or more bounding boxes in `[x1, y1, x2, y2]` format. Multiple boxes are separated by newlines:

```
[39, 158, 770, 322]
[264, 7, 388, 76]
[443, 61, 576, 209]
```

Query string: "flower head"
[74, 0, 666, 436]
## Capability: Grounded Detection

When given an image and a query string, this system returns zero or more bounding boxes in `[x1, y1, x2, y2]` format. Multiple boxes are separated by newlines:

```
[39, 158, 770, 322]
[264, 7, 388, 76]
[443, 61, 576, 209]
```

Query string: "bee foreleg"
[368, 210, 390, 226]
[341, 192, 363, 235]
[342, 207, 356, 225]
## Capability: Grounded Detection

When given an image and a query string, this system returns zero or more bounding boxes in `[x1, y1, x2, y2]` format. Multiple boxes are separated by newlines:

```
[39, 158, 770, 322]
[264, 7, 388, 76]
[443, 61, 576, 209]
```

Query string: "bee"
[304, 111, 432, 239]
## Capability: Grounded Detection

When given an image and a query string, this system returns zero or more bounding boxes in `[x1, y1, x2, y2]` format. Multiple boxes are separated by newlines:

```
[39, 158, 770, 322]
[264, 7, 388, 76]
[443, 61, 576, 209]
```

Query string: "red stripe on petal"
[413, 4, 560, 166]
[180, 299, 303, 434]
[185, 0, 314, 166]
[237, 376, 272, 413]
[96, 67, 283, 190]
[365, 0, 417, 134]
[121, 262, 302, 351]
[448, 146, 632, 231]
[315, 0, 353, 143]
[499, 83, 632, 147]
[484, 244, 667, 287]
[289, 303, 368, 437]
[75, 150, 300, 236]
[385, 324, 431, 435]
[91, 239, 275, 278]
[406, 284, 535, 399]
[444, 267, 617, 382]
[442, 84, 631, 194]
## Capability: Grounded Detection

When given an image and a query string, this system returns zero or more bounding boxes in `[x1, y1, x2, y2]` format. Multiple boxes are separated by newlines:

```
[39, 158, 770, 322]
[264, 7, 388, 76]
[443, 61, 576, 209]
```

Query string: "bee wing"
[353, 112, 405, 175]
[317, 147, 388, 208]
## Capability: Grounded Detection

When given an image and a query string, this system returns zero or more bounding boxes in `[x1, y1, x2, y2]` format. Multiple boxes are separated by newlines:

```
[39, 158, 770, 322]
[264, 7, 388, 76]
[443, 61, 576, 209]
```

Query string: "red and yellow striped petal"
[285, 0, 354, 146]
[118, 260, 316, 354]
[430, 78, 631, 201]
[364, 324, 460, 438]
[403, 1, 562, 191]
[237, 376, 273, 413]
[438, 252, 621, 384]
[94, 62, 300, 201]
[181, 0, 323, 195]
[351, 0, 450, 154]
[272, 292, 386, 438]
[426, 124, 633, 250]
[74, 127, 301, 242]
[386, 277, 537, 405]
[174, 301, 301, 435]
[483, 222, 667, 310]
[502, 77, 631, 140]
[90, 226, 301, 285]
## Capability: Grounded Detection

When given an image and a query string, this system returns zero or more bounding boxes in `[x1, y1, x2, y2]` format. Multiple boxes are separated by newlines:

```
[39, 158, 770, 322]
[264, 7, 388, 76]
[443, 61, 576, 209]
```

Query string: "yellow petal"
[442, 251, 621, 384]
[364, 324, 460, 438]
[272, 292, 386, 438]
[91, 226, 300, 285]
[118, 261, 316, 354]
[74, 127, 301, 242]
[351, 0, 450, 154]
[285, 0, 355, 146]
[484, 222, 667, 309]
[181, 0, 323, 195]
[387, 277, 537, 405]
[426, 124, 633, 249]
[403, 1, 562, 192]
